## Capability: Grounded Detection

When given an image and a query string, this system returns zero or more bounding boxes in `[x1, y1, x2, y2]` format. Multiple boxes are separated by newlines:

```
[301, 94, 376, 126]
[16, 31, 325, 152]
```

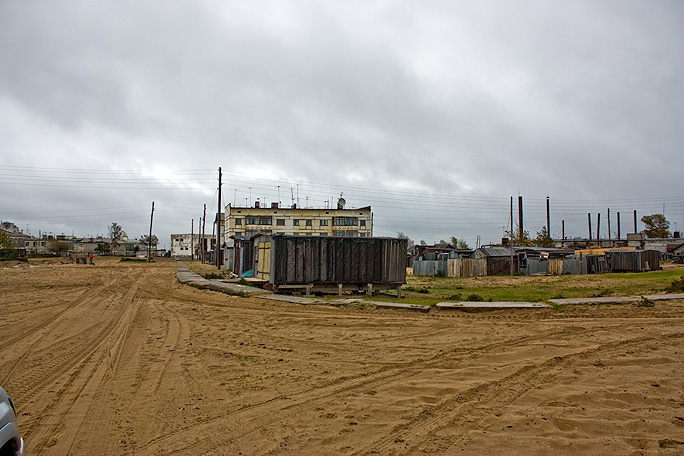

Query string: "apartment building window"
[246, 216, 272, 225]
[360, 220, 366, 227]
[319, 219, 329, 226]
[333, 217, 358, 226]
[293, 219, 300, 226]
[235, 218, 242, 225]
[276, 219, 285, 226]
[305, 219, 312, 226]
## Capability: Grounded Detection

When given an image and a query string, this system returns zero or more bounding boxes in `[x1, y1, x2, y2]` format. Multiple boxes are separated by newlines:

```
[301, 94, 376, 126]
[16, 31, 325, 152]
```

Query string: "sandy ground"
[1, 258, 684, 455]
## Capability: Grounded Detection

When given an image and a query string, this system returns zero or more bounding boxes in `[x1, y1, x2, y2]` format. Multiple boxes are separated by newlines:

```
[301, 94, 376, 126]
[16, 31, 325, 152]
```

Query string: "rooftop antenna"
[277, 185, 280, 205]
[296, 184, 299, 208]
[249, 187, 252, 206]
[337, 192, 346, 210]
[306, 196, 309, 208]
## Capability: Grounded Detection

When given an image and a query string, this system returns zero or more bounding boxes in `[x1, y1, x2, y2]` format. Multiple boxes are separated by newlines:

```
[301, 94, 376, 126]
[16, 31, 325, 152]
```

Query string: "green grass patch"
[360, 267, 684, 306]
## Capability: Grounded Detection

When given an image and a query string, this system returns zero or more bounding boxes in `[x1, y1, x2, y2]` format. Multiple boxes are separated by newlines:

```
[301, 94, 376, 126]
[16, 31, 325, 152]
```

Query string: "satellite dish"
[337, 197, 346, 209]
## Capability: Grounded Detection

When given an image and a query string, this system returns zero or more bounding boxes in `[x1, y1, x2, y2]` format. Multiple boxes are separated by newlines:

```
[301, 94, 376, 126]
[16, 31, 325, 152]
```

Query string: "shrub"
[466, 293, 485, 302]
[405, 286, 430, 294]
[665, 276, 684, 293]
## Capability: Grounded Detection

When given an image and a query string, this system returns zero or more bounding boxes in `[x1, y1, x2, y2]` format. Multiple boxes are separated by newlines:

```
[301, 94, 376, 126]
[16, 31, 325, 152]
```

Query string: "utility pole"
[216, 167, 222, 270]
[147, 201, 154, 263]
[191, 219, 194, 261]
[510, 196, 514, 275]
[518, 195, 524, 240]
[588, 213, 592, 240]
[202, 204, 206, 263]
[607, 208, 611, 241]
[597, 213, 601, 242]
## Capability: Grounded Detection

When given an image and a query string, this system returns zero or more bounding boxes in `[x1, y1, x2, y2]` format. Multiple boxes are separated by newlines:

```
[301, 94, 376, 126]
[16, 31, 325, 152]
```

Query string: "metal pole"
[518, 196, 523, 240]
[147, 201, 154, 262]
[202, 204, 206, 263]
[588, 213, 592, 240]
[217, 167, 222, 269]
[617, 212, 621, 240]
[546, 196, 550, 238]
[634, 210, 637, 233]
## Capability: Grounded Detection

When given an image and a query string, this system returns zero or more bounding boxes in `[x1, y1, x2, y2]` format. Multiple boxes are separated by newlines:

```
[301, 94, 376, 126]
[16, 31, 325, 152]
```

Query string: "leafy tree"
[108, 222, 127, 253]
[506, 229, 533, 247]
[532, 227, 554, 247]
[95, 243, 111, 254]
[47, 239, 70, 255]
[397, 232, 415, 252]
[641, 214, 671, 238]
[0, 230, 12, 251]
[450, 236, 470, 249]
[139, 234, 159, 248]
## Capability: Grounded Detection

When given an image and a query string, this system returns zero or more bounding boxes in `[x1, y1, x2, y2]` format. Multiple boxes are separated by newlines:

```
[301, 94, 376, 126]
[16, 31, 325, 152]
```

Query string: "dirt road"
[1, 258, 683, 455]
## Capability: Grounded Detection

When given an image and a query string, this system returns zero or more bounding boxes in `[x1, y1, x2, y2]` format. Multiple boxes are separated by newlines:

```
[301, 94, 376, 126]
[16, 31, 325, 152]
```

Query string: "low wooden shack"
[605, 249, 660, 272]
[472, 246, 519, 275]
[252, 235, 407, 294]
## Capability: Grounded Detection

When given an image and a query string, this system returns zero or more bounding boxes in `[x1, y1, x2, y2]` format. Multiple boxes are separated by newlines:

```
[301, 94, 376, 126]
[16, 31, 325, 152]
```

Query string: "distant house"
[171, 234, 199, 258]
[472, 246, 519, 275]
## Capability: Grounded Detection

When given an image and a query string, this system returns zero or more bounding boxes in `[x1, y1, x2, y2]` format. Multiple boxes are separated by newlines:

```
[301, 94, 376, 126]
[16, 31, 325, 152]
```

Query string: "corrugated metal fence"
[412, 260, 448, 277]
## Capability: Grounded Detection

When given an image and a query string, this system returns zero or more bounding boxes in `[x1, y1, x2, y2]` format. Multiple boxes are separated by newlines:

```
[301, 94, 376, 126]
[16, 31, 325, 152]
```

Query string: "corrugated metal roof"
[476, 246, 514, 257]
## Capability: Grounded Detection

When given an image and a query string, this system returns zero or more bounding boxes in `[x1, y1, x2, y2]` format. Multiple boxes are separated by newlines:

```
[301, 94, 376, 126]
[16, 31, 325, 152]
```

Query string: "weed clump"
[665, 276, 684, 293]
[203, 272, 224, 280]
[446, 293, 462, 301]
[592, 288, 613, 297]
[466, 293, 485, 302]
[404, 286, 430, 294]
[636, 296, 655, 307]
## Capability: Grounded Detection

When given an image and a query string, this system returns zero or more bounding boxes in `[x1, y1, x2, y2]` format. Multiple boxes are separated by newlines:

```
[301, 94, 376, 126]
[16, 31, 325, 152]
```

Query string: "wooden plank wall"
[271, 236, 407, 285]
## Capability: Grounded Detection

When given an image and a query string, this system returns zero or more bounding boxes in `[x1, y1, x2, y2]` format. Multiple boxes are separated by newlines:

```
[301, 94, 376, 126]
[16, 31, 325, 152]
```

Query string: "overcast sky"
[1, 0, 682, 248]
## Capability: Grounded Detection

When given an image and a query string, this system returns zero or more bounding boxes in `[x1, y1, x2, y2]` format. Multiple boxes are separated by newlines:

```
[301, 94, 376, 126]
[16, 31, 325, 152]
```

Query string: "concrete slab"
[550, 296, 640, 305]
[550, 293, 684, 305]
[366, 301, 431, 312]
[206, 281, 271, 296]
[436, 301, 550, 310]
[642, 293, 684, 301]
